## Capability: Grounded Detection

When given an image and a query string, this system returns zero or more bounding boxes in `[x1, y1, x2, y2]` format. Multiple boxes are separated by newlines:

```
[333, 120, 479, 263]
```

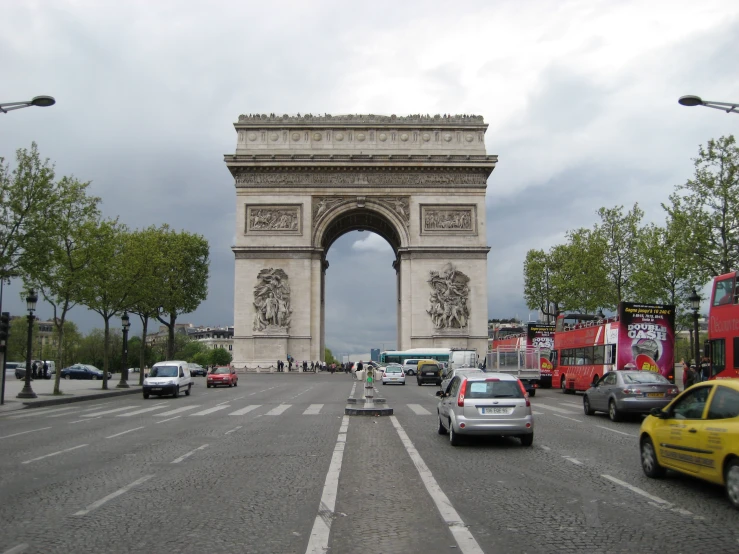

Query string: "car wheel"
[185, 384, 191, 396]
[583, 396, 595, 416]
[228, 382, 233, 387]
[143, 392, 149, 399]
[234, 381, 238, 387]
[520, 433, 534, 447]
[608, 399, 621, 422]
[437, 417, 447, 435]
[560, 376, 567, 393]
[449, 421, 461, 446]
[417, 380, 421, 386]
[63, 375, 68, 380]
[640, 436, 666, 478]
[529, 389, 536, 397]
[173, 386, 179, 399]
[726, 459, 739, 510]
[207, 383, 211, 388]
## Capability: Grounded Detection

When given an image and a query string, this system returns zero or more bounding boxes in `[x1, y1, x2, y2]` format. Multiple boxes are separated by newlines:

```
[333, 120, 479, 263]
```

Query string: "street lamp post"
[117, 312, 130, 389]
[689, 287, 701, 369]
[0, 96, 56, 114]
[17, 289, 38, 399]
[678, 95, 738, 115]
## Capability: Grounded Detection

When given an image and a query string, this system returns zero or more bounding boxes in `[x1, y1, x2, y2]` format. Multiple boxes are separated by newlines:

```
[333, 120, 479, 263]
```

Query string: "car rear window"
[466, 380, 523, 399]
[386, 367, 402, 373]
[213, 367, 230, 374]
[622, 372, 668, 384]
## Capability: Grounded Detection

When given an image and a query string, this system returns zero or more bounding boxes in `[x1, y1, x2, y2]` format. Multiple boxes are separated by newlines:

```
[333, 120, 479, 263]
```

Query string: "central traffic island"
[345, 367, 393, 416]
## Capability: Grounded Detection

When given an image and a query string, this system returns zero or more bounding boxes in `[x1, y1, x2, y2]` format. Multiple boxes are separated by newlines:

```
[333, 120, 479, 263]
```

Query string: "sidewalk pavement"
[0, 374, 144, 414]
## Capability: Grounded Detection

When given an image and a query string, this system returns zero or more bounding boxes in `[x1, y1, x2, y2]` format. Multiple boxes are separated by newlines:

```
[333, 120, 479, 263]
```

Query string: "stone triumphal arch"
[225, 114, 497, 369]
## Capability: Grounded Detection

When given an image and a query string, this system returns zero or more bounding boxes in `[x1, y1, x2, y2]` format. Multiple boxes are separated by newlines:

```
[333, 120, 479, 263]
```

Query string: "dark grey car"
[583, 371, 679, 421]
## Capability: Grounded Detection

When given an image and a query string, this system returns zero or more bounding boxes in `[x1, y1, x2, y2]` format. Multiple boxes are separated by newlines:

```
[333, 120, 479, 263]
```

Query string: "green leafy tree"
[523, 249, 560, 322]
[76, 328, 106, 368]
[153, 229, 209, 359]
[192, 351, 211, 367]
[594, 203, 644, 304]
[174, 338, 207, 362]
[664, 135, 739, 282]
[324, 347, 337, 365]
[210, 348, 232, 366]
[7, 316, 34, 363]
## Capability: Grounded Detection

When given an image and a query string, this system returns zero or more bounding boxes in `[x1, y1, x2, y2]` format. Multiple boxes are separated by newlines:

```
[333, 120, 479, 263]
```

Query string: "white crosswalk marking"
[7, 406, 80, 419]
[303, 404, 323, 415]
[155, 406, 201, 417]
[265, 404, 291, 416]
[82, 406, 138, 417]
[117, 406, 168, 417]
[190, 405, 230, 416]
[532, 403, 581, 415]
[407, 404, 432, 415]
[229, 405, 261, 416]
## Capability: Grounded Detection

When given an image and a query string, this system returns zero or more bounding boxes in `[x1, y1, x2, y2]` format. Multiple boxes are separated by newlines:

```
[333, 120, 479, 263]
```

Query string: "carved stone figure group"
[253, 268, 292, 331]
[424, 209, 472, 231]
[427, 263, 470, 329]
[249, 208, 298, 231]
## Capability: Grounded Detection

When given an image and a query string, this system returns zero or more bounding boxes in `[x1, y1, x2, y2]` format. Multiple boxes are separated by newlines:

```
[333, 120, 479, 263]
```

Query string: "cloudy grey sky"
[2, 0, 738, 355]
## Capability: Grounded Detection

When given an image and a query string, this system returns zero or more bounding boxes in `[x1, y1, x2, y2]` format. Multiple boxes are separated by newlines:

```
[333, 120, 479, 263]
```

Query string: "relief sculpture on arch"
[253, 268, 292, 332]
[427, 263, 470, 330]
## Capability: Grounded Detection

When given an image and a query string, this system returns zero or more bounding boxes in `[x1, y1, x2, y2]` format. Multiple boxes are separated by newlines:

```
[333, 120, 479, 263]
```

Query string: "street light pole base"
[17, 386, 38, 399]
[116, 381, 130, 389]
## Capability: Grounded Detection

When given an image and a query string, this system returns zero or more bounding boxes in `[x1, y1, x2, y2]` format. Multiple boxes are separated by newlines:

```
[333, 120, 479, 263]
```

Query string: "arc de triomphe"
[225, 114, 497, 369]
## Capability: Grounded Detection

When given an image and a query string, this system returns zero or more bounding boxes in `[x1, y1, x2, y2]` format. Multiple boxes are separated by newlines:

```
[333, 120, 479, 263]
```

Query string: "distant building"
[145, 323, 194, 346]
[370, 348, 380, 362]
[187, 325, 234, 352]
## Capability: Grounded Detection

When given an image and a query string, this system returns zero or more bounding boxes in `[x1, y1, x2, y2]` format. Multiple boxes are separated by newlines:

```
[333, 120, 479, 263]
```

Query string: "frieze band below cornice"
[234, 170, 489, 188]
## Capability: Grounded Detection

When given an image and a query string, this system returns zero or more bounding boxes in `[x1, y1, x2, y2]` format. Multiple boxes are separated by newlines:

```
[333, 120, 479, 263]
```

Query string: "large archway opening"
[319, 208, 403, 363]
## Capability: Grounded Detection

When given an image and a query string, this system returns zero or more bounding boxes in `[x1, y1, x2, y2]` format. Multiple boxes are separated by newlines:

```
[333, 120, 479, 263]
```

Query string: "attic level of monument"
[236, 113, 486, 125]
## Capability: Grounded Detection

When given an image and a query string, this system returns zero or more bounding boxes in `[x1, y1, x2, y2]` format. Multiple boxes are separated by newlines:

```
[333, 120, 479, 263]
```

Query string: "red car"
[207, 367, 238, 388]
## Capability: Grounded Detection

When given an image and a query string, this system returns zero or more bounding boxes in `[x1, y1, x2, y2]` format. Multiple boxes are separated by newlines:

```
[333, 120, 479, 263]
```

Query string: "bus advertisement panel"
[527, 324, 555, 387]
[617, 302, 675, 377]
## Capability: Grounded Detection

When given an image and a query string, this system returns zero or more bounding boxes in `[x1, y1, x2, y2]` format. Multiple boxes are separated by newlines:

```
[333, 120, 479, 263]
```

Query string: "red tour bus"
[490, 323, 555, 387]
[552, 302, 676, 394]
[706, 271, 739, 379]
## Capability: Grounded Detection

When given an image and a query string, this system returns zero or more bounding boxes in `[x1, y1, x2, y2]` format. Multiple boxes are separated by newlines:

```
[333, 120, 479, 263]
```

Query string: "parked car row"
[61, 364, 111, 380]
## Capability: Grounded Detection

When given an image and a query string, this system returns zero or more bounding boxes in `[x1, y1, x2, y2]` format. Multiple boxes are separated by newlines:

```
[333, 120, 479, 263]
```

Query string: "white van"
[143, 360, 192, 399]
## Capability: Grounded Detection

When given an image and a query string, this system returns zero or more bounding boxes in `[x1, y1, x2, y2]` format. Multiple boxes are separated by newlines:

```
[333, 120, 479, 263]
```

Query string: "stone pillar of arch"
[225, 114, 497, 370]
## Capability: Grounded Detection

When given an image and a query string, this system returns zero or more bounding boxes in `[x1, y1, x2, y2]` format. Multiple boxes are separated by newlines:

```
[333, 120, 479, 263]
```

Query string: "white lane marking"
[70, 417, 100, 424]
[247, 386, 277, 396]
[532, 411, 544, 415]
[79, 403, 106, 410]
[390, 416, 483, 554]
[82, 406, 138, 417]
[552, 413, 583, 423]
[265, 404, 291, 416]
[596, 425, 637, 437]
[349, 383, 356, 398]
[190, 406, 230, 416]
[303, 404, 323, 415]
[601, 474, 693, 516]
[563, 457, 583, 466]
[0, 427, 52, 440]
[171, 443, 209, 464]
[74, 474, 154, 516]
[105, 426, 145, 439]
[156, 416, 181, 424]
[305, 416, 349, 554]
[155, 405, 201, 417]
[117, 406, 169, 417]
[21, 444, 88, 464]
[232, 396, 245, 401]
[7, 406, 80, 419]
[224, 426, 242, 435]
[1, 544, 29, 554]
[560, 402, 581, 408]
[539, 445, 551, 451]
[229, 405, 261, 416]
[216, 400, 231, 406]
[407, 404, 432, 415]
[533, 403, 581, 415]
[290, 387, 314, 400]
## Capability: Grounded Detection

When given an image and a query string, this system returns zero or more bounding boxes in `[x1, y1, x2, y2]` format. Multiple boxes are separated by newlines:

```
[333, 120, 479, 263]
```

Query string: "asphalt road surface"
[0, 374, 737, 554]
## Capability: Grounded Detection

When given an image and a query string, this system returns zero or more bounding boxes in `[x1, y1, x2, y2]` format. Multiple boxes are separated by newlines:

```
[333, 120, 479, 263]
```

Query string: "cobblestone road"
[0, 374, 737, 553]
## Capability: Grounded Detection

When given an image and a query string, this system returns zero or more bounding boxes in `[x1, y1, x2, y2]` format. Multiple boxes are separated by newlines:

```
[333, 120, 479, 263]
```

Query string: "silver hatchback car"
[381, 364, 405, 385]
[583, 370, 679, 422]
[436, 373, 534, 447]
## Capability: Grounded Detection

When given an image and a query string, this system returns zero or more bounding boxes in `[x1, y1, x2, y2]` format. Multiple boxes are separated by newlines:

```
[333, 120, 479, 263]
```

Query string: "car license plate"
[646, 392, 665, 398]
[483, 407, 512, 415]
[152, 387, 162, 391]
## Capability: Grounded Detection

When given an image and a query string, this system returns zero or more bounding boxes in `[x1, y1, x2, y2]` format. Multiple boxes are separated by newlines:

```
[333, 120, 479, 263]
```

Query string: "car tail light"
[517, 379, 531, 407]
[457, 379, 468, 407]
[667, 387, 679, 395]
[485, 378, 500, 382]
[622, 388, 642, 395]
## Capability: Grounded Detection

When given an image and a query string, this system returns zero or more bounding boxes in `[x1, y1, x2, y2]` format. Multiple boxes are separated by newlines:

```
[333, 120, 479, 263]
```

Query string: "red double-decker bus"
[490, 323, 555, 387]
[552, 302, 676, 393]
[706, 271, 739, 379]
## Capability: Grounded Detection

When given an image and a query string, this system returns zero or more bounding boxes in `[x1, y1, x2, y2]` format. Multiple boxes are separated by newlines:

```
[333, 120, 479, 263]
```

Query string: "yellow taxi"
[639, 379, 739, 509]
[416, 359, 443, 386]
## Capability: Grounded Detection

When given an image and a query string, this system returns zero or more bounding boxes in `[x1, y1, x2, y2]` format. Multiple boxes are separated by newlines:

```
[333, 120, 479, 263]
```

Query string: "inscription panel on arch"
[420, 204, 477, 235]
[245, 204, 303, 235]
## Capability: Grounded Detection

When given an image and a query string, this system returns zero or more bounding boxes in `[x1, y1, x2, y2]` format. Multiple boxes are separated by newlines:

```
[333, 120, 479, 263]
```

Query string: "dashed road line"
[117, 406, 168, 417]
[171, 444, 209, 464]
[224, 426, 242, 435]
[74, 475, 154, 516]
[265, 404, 291, 416]
[155, 405, 201, 417]
[190, 406, 230, 416]
[532, 403, 581, 415]
[532, 411, 544, 415]
[390, 416, 483, 554]
[552, 413, 583, 423]
[1, 543, 29, 554]
[229, 405, 261, 416]
[303, 404, 323, 415]
[0, 427, 52, 440]
[407, 403, 432, 415]
[7, 406, 80, 419]
[305, 416, 349, 554]
[156, 416, 181, 424]
[82, 406, 138, 417]
[563, 456, 583, 466]
[539, 445, 551, 451]
[602, 474, 694, 516]
[105, 426, 145, 439]
[70, 416, 101, 424]
[22, 444, 88, 464]
[596, 425, 637, 437]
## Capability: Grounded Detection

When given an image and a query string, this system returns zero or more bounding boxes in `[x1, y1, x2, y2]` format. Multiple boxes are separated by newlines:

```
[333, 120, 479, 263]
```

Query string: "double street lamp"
[0, 96, 56, 114]
[678, 95, 738, 115]
[689, 287, 701, 369]
[17, 289, 38, 399]
[117, 312, 130, 389]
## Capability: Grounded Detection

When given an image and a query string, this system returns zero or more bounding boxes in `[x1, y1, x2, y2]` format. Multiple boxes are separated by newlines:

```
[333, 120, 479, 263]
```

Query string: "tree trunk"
[102, 317, 110, 390]
[54, 322, 64, 395]
[167, 313, 177, 359]
[139, 315, 148, 386]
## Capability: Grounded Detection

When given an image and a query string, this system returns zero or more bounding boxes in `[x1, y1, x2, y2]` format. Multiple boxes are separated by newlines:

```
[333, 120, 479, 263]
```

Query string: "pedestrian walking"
[288, 359, 293, 372]
[686, 364, 699, 387]
[700, 356, 711, 382]
[42, 361, 49, 379]
[31, 360, 38, 379]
